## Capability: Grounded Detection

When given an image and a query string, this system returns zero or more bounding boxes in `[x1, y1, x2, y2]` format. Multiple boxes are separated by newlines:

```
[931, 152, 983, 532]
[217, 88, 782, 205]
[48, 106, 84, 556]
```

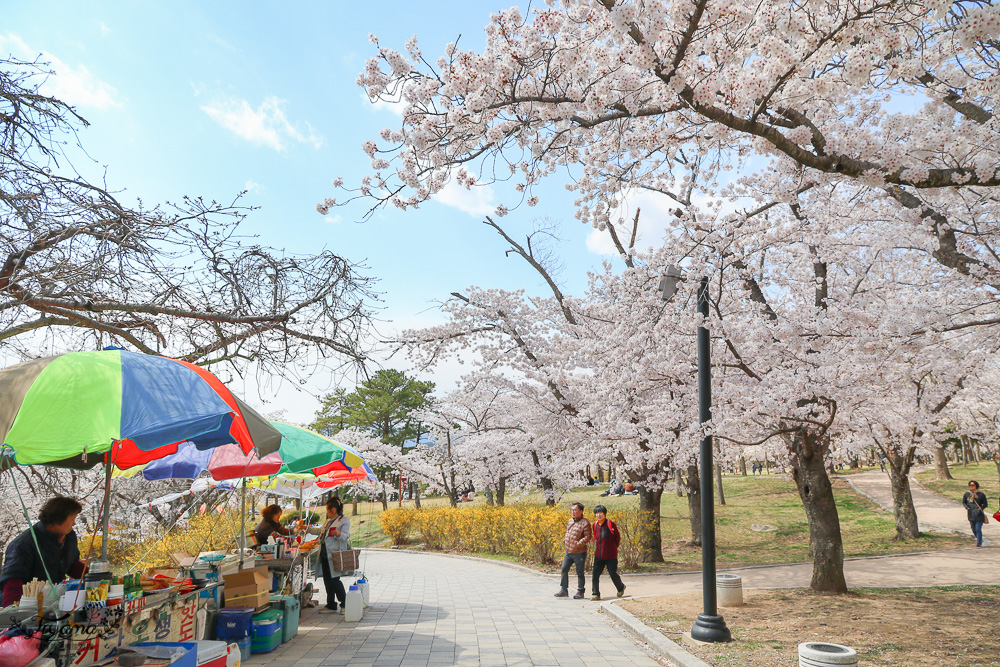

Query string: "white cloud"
[433, 180, 496, 217]
[585, 190, 680, 255]
[97, 21, 111, 37]
[585, 188, 749, 256]
[0, 33, 121, 110]
[243, 180, 262, 194]
[324, 214, 343, 224]
[360, 91, 403, 116]
[201, 95, 323, 152]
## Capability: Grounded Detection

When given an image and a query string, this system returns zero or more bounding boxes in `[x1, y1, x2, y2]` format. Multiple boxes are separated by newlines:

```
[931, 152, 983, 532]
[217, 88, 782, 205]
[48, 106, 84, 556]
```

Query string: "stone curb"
[600, 599, 712, 667]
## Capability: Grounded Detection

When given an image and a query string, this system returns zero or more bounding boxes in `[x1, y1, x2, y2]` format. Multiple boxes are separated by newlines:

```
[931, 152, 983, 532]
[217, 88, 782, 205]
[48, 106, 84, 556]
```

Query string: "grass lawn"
[915, 460, 1000, 501]
[347, 473, 968, 571]
[623, 585, 1000, 666]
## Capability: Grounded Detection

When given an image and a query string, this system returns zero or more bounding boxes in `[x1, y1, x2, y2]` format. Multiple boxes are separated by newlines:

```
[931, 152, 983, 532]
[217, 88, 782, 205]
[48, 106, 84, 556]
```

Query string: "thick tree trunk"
[738, 457, 747, 476]
[963, 436, 970, 466]
[685, 464, 702, 547]
[674, 468, 684, 497]
[888, 467, 920, 540]
[764, 453, 770, 474]
[497, 476, 506, 506]
[788, 429, 847, 594]
[411, 482, 421, 509]
[352, 494, 358, 516]
[636, 485, 665, 563]
[933, 445, 953, 480]
[379, 491, 388, 511]
[485, 487, 494, 506]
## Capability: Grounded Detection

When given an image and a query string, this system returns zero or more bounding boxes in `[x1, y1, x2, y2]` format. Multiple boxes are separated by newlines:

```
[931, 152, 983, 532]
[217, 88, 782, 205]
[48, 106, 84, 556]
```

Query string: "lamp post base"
[691, 613, 732, 643]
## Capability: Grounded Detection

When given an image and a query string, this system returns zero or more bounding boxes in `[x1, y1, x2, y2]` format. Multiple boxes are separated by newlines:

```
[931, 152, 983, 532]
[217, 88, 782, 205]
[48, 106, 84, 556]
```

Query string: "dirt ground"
[622, 586, 1000, 666]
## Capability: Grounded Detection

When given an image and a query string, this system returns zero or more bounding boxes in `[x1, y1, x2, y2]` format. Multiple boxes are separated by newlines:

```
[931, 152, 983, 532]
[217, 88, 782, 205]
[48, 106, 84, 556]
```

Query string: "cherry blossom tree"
[330, 0, 1000, 592]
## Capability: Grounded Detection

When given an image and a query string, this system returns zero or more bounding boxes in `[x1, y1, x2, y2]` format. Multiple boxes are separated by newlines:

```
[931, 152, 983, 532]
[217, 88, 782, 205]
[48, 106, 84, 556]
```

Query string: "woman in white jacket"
[316, 496, 352, 613]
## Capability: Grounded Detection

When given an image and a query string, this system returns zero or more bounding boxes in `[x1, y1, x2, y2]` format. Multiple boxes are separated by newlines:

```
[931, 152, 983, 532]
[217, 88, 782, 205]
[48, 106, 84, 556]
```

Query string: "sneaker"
[573, 590, 585, 600]
[617, 586, 626, 598]
[318, 606, 338, 614]
[590, 594, 601, 601]
[554, 589, 569, 598]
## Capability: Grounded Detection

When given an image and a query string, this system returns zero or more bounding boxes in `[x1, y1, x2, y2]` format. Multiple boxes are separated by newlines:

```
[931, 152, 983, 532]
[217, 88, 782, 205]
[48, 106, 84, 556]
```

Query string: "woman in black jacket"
[963, 480, 989, 548]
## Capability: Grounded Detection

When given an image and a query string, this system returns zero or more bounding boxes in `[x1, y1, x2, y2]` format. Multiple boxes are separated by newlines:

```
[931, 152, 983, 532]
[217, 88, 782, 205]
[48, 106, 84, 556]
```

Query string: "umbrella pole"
[240, 478, 247, 554]
[101, 456, 113, 561]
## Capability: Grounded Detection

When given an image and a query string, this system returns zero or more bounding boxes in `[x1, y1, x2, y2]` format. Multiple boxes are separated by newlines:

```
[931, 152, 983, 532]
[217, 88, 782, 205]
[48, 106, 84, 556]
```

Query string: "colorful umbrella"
[137, 422, 364, 481]
[0, 350, 236, 466]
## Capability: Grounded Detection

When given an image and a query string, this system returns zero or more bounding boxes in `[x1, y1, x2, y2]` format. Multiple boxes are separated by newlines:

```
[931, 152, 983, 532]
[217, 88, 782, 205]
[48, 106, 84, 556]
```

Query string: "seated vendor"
[254, 504, 291, 546]
[0, 496, 86, 606]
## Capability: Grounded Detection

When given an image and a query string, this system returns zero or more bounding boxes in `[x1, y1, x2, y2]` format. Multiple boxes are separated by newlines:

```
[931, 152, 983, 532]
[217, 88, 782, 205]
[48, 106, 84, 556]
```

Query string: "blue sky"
[3, 2, 673, 423]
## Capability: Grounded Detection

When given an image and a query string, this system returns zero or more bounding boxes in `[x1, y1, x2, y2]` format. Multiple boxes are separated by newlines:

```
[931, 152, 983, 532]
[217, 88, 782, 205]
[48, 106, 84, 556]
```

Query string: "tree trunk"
[963, 436, 970, 466]
[674, 468, 684, 497]
[933, 444, 953, 480]
[764, 453, 770, 474]
[352, 493, 359, 516]
[849, 454, 859, 469]
[636, 484, 664, 563]
[788, 429, 848, 594]
[497, 476, 506, 506]
[715, 458, 726, 506]
[685, 464, 702, 547]
[485, 486, 494, 506]
[412, 482, 421, 509]
[888, 466, 920, 540]
[738, 457, 747, 476]
[530, 450, 556, 507]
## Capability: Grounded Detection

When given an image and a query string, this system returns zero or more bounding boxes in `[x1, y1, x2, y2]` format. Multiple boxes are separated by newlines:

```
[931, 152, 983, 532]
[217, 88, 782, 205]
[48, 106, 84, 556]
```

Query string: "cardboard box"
[222, 566, 269, 610]
[170, 552, 196, 567]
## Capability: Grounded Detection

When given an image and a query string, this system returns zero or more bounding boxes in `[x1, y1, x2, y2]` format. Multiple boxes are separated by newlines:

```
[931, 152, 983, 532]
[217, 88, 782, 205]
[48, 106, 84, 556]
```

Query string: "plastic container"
[344, 585, 362, 622]
[193, 640, 228, 666]
[216, 608, 254, 640]
[355, 578, 370, 606]
[236, 637, 251, 662]
[225, 643, 241, 667]
[250, 609, 282, 654]
[269, 594, 300, 643]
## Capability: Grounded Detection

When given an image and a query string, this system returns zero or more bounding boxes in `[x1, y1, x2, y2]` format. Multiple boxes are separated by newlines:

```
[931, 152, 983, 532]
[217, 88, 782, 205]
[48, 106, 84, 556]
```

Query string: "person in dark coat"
[963, 480, 989, 548]
[0, 496, 86, 606]
[254, 504, 291, 546]
[590, 504, 626, 601]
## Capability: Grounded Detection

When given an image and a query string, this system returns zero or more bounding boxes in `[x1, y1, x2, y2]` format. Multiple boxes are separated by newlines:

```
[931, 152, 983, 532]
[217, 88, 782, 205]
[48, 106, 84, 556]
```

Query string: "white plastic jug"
[225, 643, 241, 667]
[355, 578, 370, 607]
[344, 586, 363, 622]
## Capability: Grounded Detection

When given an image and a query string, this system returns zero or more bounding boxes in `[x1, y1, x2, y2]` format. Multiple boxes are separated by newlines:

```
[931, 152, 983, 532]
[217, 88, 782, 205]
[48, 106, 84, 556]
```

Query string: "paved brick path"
[253, 550, 659, 667]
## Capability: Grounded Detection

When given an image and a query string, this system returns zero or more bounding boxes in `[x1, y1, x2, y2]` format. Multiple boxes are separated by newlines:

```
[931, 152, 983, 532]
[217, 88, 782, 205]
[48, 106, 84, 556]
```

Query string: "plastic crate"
[216, 607, 254, 640]
[130, 642, 196, 667]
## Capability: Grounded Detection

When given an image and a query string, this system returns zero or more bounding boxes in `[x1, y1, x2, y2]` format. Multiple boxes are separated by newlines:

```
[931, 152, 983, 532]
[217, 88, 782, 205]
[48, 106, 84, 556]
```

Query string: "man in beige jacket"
[554, 502, 593, 599]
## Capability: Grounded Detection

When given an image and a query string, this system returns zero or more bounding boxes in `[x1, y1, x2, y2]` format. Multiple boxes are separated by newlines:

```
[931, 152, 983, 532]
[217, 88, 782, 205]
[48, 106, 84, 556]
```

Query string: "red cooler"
[193, 640, 229, 667]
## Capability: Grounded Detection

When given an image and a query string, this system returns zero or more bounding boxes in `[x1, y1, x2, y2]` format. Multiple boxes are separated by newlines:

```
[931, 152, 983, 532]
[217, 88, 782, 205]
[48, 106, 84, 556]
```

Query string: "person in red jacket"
[591, 504, 626, 601]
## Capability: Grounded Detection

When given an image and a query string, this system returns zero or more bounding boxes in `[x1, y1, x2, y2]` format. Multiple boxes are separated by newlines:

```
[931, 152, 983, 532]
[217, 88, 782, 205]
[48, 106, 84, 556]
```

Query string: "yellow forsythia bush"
[81, 509, 249, 570]
[377, 507, 418, 546]
[379, 502, 656, 568]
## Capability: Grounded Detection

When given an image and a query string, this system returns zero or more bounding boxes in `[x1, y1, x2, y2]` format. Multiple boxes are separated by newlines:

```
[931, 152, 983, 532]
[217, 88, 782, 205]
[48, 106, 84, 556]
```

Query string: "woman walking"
[317, 497, 352, 613]
[590, 505, 626, 601]
[963, 481, 989, 548]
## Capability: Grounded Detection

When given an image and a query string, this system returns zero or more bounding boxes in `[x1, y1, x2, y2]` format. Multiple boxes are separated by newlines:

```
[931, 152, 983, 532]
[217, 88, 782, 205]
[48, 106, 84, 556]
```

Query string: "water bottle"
[355, 578, 370, 607]
[344, 585, 362, 622]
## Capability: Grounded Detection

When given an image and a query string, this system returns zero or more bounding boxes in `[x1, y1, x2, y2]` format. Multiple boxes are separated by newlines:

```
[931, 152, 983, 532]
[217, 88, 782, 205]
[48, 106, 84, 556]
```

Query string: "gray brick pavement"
[250, 551, 658, 666]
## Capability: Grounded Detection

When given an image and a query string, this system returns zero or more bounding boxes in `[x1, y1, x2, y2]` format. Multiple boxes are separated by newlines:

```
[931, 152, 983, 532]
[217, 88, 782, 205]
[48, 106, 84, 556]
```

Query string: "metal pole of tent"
[240, 478, 247, 554]
[101, 456, 113, 561]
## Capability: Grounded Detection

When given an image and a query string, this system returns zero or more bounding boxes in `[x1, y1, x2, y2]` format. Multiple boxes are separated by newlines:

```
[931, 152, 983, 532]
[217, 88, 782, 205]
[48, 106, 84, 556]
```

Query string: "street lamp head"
[658, 265, 683, 301]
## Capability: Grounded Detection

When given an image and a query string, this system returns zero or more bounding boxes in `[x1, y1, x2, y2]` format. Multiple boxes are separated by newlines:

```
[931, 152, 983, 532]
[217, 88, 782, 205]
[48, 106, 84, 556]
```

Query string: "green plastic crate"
[269, 594, 300, 643]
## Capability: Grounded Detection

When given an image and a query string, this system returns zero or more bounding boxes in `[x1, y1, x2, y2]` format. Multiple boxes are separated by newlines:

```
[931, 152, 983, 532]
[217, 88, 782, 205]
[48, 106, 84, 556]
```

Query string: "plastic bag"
[0, 632, 41, 667]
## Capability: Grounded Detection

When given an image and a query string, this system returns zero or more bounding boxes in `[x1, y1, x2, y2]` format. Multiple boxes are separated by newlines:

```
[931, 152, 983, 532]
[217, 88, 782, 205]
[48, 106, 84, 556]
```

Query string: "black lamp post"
[660, 268, 731, 644]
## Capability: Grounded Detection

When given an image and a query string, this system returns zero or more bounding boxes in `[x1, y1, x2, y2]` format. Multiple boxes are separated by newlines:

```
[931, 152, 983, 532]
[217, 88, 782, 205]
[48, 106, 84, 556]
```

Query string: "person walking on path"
[555, 502, 592, 599]
[590, 504, 626, 601]
[963, 480, 989, 548]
